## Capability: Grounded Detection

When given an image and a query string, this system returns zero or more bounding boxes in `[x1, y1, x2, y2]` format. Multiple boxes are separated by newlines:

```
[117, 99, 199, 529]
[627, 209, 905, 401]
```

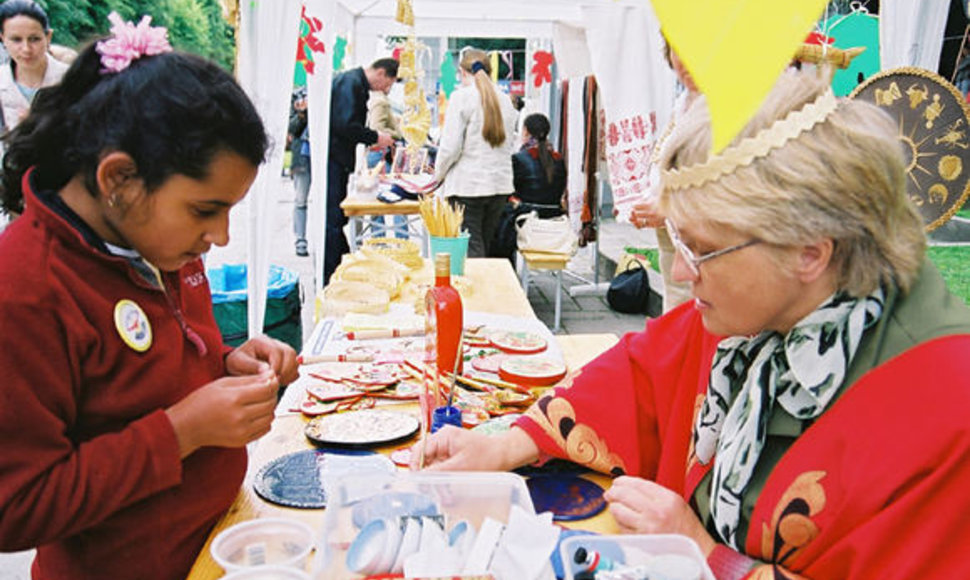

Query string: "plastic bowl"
[222, 566, 312, 580]
[211, 518, 316, 572]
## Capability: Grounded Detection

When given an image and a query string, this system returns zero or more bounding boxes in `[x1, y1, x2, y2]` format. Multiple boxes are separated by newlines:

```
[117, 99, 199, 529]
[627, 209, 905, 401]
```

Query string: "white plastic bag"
[515, 211, 577, 255]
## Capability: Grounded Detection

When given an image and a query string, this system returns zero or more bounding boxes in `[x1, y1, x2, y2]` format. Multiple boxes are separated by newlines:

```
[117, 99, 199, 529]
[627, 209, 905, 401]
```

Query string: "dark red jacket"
[0, 172, 245, 579]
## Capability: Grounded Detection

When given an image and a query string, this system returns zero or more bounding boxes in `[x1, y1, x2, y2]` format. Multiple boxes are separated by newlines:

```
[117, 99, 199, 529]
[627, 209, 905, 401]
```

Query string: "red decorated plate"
[344, 365, 401, 390]
[499, 357, 566, 387]
[488, 330, 548, 354]
[470, 351, 508, 374]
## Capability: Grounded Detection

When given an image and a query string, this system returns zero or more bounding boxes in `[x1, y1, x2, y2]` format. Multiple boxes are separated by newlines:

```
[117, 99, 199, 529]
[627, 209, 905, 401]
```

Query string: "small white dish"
[391, 516, 423, 573]
[346, 517, 402, 576]
[448, 519, 477, 558]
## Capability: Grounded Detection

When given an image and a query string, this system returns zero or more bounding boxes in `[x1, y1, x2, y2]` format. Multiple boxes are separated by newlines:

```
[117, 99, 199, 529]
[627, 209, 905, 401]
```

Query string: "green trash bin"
[207, 264, 303, 352]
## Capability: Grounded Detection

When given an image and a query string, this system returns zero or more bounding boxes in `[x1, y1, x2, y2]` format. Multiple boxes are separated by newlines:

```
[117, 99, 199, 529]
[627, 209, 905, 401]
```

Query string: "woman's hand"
[604, 476, 717, 556]
[630, 197, 665, 229]
[165, 370, 279, 458]
[226, 335, 299, 385]
[411, 426, 540, 472]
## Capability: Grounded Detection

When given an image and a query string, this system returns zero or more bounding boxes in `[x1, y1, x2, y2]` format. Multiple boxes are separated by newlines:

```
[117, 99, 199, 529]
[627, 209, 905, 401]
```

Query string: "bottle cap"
[434, 252, 451, 277]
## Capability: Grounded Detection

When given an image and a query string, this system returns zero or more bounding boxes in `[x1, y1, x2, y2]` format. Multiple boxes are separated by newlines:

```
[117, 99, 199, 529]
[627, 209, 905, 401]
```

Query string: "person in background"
[325, 57, 397, 285]
[0, 0, 68, 132]
[366, 88, 407, 238]
[417, 68, 970, 578]
[288, 88, 310, 257]
[0, 13, 298, 579]
[630, 38, 699, 313]
[434, 47, 517, 257]
[492, 112, 567, 262]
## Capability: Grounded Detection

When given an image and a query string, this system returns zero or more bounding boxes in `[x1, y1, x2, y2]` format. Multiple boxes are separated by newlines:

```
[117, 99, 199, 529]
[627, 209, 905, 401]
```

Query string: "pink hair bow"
[96, 12, 173, 74]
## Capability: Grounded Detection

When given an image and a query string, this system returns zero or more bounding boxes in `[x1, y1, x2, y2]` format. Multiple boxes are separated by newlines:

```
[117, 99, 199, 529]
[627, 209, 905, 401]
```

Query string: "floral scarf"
[692, 289, 885, 549]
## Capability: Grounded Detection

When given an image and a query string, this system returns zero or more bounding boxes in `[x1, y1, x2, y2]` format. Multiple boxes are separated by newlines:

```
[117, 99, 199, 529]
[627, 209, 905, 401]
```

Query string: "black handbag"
[607, 261, 651, 314]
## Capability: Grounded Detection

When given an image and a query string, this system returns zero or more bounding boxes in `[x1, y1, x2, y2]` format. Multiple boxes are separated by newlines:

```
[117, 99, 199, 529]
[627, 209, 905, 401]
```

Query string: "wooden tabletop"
[186, 261, 619, 579]
[341, 195, 421, 217]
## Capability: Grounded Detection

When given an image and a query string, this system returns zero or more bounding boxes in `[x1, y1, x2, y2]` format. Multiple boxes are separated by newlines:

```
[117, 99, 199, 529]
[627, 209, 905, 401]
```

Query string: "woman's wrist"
[499, 426, 541, 470]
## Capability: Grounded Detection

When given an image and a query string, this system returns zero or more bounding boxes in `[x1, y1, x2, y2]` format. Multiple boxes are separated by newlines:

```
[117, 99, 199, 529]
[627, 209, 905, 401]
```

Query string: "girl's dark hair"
[523, 113, 554, 183]
[0, 0, 49, 33]
[1, 43, 268, 214]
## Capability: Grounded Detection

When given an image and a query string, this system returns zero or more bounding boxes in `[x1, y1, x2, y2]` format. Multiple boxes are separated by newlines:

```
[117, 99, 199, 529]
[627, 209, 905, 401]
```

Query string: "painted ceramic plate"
[253, 448, 393, 509]
[499, 357, 567, 387]
[488, 330, 548, 354]
[471, 413, 521, 435]
[305, 409, 420, 447]
[526, 475, 607, 522]
[470, 351, 508, 373]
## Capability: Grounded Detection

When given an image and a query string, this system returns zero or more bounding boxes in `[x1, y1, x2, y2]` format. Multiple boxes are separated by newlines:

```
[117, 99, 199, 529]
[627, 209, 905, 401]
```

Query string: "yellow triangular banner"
[651, 0, 829, 151]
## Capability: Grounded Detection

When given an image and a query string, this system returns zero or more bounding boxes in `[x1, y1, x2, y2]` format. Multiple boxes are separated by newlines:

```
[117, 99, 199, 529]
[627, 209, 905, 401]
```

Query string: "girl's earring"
[107, 194, 120, 208]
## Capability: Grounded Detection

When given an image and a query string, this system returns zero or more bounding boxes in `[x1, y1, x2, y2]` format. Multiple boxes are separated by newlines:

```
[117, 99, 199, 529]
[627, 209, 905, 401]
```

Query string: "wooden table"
[187, 261, 619, 579]
[340, 195, 426, 254]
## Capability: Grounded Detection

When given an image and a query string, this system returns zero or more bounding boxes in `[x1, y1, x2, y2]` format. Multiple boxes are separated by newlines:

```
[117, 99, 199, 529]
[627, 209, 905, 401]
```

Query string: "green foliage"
[35, 0, 235, 70]
[623, 246, 659, 271]
[928, 245, 970, 305]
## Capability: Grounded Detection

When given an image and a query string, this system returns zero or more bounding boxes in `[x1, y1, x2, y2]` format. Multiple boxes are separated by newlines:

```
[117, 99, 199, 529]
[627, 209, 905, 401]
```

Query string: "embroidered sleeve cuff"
[513, 414, 566, 462]
[707, 544, 757, 580]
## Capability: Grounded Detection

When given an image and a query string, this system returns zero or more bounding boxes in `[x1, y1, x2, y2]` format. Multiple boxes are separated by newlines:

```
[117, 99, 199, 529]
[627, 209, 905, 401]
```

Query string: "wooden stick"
[345, 327, 424, 340]
[448, 372, 497, 393]
[297, 353, 373, 365]
[451, 372, 531, 394]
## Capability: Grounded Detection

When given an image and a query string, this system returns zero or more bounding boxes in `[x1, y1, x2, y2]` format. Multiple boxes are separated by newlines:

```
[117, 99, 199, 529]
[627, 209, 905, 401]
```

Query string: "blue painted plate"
[253, 448, 393, 509]
[526, 475, 607, 522]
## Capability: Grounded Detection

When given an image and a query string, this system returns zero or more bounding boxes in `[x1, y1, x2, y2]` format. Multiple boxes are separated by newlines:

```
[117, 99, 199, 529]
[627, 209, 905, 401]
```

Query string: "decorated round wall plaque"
[850, 67, 970, 231]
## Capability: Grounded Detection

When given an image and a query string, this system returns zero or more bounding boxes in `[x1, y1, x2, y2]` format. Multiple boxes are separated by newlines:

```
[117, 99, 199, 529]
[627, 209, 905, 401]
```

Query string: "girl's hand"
[165, 370, 279, 458]
[226, 335, 299, 385]
[604, 476, 717, 556]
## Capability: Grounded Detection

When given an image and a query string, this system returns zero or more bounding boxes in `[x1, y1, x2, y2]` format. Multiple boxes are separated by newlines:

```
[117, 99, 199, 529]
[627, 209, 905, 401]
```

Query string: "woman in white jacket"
[434, 48, 517, 257]
[0, 0, 68, 132]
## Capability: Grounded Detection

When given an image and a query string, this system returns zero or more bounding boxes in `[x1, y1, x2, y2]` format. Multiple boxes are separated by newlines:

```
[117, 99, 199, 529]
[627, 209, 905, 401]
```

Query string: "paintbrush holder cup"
[431, 405, 463, 433]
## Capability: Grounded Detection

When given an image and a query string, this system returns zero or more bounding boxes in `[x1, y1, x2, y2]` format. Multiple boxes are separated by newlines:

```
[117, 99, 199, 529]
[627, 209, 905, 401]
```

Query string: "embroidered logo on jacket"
[114, 299, 153, 352]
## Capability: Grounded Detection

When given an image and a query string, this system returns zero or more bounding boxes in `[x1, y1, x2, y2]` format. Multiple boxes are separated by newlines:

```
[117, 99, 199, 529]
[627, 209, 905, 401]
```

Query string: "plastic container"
[317, 471, 534, 578]
[560, 534, 715, 580]
[210, 517, 316, 573]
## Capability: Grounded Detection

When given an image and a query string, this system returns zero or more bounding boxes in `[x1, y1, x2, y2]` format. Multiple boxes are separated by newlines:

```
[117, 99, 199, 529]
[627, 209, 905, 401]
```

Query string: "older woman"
[418, 69, 970, 579]
[434, 47, 517, 257]
[0, 0, 67, 131]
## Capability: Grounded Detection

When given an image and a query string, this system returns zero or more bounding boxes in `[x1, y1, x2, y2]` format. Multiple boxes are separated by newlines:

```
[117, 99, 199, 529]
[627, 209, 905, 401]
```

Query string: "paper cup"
[429, 233, 470, 276]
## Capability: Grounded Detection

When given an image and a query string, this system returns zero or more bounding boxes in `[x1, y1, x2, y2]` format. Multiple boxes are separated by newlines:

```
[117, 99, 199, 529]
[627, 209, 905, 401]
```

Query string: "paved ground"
[0, 178, 657, 576]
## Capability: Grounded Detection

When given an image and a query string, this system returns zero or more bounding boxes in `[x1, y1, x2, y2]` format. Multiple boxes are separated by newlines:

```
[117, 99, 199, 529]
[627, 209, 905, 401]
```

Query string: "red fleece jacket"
[0, 173, 245, 579]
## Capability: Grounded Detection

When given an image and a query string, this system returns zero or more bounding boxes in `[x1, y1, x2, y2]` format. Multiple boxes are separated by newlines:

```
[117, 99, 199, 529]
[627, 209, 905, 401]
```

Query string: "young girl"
[0, 13, 297, 579]
[433, 47, 517, 257]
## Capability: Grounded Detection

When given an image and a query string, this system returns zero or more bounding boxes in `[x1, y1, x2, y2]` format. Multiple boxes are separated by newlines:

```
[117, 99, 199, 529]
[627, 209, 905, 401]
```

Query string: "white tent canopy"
[230, 0, 948, 344]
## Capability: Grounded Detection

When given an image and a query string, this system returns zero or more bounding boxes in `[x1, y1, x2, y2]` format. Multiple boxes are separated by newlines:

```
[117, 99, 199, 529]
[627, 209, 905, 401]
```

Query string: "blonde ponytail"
[459, 48, 506, 147]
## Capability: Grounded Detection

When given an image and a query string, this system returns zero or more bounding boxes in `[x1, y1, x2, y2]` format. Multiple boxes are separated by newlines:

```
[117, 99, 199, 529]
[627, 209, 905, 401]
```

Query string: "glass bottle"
[425, 252, 463, 405]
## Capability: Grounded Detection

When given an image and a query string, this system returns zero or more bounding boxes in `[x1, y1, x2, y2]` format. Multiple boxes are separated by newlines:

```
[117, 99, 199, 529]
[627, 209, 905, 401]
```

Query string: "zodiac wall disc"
[850, 67, 970, 231]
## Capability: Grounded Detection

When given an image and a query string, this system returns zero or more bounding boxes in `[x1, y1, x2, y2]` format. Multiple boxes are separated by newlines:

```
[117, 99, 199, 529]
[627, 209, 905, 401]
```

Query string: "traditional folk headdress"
[662, 89, 839, 191]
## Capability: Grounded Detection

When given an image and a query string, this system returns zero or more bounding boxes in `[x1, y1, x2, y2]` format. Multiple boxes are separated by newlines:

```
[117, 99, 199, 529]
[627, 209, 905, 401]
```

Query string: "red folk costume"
[517, 261, 970, 579]
[0, 171, 242, 579]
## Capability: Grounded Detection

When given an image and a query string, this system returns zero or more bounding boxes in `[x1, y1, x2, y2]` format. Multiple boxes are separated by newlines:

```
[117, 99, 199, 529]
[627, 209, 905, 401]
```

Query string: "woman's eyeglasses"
[664, 218, 761, 277]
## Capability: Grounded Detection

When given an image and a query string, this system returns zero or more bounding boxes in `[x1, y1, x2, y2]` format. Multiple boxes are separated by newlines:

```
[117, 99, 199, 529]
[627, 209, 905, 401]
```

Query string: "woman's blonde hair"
[658, 69, 926, 296]
[459, 48, 506, 147]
